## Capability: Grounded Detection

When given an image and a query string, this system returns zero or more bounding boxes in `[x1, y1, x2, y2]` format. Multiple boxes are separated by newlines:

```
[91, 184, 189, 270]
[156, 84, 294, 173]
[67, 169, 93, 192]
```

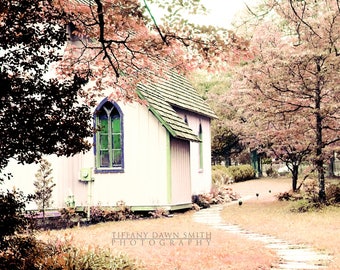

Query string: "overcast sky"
[150, 0, 257, 28]
[190, 0, 253, 28]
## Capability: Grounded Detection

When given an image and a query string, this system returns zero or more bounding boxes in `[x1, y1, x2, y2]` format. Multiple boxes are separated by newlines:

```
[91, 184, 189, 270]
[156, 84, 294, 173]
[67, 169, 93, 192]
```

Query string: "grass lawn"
[39, 177, 339, 269]
[40, 211, 278, 269]
[221, 178, 340, 270]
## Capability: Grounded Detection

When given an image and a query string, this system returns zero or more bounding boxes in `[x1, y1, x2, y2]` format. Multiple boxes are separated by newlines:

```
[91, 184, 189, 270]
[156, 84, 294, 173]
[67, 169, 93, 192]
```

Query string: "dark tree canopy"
[0, 0, 92, 172]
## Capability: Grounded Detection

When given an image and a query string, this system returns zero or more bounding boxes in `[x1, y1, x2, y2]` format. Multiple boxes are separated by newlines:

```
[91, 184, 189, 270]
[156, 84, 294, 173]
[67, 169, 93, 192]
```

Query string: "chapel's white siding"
[170, 138, 191, 205]
[174, 108, 212, 195]
[2, 92, 213, 211]
[55, 100, 169, 208]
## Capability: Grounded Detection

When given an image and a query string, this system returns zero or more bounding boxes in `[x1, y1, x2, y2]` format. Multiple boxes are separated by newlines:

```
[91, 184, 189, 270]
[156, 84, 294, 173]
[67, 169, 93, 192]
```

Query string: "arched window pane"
[112, 117, 120, 133]
[99, 118, 108, 133]
[95, 101, 123, 171]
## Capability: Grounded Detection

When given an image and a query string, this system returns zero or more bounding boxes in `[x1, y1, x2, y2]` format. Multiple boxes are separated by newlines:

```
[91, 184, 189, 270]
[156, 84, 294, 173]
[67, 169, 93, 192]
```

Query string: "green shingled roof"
[156, 72, 217, 119]
[137, 72, 216, 142]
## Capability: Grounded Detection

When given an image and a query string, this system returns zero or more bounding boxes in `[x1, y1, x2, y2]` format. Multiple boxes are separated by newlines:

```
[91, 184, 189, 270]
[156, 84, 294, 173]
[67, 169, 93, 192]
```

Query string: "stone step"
[193, 205, 332, 270]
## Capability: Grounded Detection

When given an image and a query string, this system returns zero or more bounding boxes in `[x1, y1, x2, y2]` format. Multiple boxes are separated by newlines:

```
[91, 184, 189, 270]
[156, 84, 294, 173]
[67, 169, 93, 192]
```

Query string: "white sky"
[189, 0, 254, 28]
[151, 0, 257, 28]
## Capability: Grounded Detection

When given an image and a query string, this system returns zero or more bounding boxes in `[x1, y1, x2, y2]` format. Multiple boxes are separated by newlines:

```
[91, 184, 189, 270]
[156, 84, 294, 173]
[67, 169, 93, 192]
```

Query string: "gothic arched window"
[94, 100, 124, 172]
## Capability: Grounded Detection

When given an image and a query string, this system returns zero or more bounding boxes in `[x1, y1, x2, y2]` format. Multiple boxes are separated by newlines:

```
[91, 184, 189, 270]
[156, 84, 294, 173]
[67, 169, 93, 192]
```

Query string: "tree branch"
[93, 0, 120, 78]
[143, 0, 169, 46]
[289, 0, 321, 39]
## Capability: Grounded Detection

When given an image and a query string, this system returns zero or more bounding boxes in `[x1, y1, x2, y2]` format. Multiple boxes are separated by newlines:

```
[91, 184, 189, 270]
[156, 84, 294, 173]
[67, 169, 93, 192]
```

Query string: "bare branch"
[289, 0, 321, 39]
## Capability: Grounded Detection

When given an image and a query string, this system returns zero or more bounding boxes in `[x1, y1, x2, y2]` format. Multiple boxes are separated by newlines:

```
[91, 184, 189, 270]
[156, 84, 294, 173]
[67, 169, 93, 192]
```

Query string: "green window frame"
[95, 101, 123, 171]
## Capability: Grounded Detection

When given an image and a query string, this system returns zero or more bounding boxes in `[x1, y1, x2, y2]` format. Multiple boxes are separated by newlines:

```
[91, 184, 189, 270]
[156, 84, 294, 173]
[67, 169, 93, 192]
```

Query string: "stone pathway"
[193, 204, 332, 269]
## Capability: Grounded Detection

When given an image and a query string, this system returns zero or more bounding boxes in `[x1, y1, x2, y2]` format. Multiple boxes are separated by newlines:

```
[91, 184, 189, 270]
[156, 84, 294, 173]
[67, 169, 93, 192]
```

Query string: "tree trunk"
[315, 65, 326, 203]
[225, 153, 231, 167]
[328, 152, 335, 178]
[257, 155, 262, 177]
[292, 165, 299, 191]
[318, 161, 326, 202]
[42, 201, 46, 228]
[316, 130, 326, 203]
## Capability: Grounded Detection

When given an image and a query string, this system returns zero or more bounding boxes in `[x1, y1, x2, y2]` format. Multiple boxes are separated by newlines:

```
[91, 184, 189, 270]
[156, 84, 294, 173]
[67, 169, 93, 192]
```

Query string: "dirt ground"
[227, 177, 292, 202]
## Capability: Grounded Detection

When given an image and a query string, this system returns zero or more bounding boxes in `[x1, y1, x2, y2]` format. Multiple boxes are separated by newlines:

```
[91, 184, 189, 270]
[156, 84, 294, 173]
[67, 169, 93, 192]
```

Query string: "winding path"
[193, 203, 332, 269]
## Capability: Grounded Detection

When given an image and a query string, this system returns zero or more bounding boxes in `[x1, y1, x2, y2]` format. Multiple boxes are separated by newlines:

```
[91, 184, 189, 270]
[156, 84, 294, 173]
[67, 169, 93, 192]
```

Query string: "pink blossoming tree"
[227, 0, 340, 201]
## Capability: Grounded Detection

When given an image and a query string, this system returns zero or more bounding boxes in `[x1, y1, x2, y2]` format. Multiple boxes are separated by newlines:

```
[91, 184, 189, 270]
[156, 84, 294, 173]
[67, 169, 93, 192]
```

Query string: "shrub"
[57, 201, 138, 227]
[90, 201, 138, 224]
[59, 207, 82, 228]
[212, 165, 231, 185]
[0, 189, 34, 248]
[302, 179, 340, 206]
[225, 165, 256, 182]
[326, 182, 340, 205]
[277, 179, 340, 212]
[51, 233, 142, 269]
[212, 164, 256, 184]
[60, 245, 141, 270]
[290, 199, 323, 213]
[0, 234, 142, 270]
[276, 180, 322, 212]
[0, 235, 68, 270]
[0, 189, 142, 269]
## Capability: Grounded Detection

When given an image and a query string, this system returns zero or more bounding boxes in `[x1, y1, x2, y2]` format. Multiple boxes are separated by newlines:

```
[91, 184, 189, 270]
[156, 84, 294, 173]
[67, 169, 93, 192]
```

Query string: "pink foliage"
[227, 0, 340, 166]
[50, 0, 249, 103]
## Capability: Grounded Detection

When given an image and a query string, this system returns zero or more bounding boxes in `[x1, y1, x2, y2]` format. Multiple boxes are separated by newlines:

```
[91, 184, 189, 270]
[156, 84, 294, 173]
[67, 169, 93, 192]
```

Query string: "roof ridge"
[137, 71, 216, 142]
[137, 76, 202, 142]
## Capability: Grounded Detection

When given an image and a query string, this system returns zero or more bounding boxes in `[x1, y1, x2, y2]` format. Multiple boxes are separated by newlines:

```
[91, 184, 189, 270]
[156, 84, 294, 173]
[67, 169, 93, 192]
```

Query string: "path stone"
[193, 205, 332, 269]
